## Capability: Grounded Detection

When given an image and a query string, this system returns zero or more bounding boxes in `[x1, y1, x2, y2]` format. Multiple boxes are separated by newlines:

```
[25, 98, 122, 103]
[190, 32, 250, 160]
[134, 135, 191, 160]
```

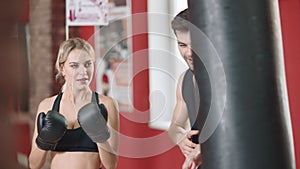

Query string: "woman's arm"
[97, 96, 120, 169]
[28, 99, 49, 169]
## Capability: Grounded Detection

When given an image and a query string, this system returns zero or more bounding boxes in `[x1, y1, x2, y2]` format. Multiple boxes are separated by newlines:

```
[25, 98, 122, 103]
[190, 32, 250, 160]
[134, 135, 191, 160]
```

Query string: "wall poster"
[95, 0, 133, 112]
[66, 0, 109, 26]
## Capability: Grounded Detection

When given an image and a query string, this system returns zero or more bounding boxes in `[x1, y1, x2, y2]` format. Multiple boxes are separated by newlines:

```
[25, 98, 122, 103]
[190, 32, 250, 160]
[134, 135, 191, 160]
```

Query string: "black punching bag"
[188, 0, 296, 169]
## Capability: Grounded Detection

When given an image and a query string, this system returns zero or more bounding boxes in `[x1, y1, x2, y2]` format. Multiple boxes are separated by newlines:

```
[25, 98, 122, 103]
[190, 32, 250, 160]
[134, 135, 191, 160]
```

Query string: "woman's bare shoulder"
[98, 94, 119, 113]
[37, 95, 59, 113]
[98, 94, 115, 106]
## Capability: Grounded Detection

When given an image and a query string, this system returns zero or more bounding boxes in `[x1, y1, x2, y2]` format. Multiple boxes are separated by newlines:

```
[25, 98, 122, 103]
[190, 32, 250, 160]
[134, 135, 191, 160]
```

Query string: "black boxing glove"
[36, 111, 67, 150]
[78, 103, 110, 143]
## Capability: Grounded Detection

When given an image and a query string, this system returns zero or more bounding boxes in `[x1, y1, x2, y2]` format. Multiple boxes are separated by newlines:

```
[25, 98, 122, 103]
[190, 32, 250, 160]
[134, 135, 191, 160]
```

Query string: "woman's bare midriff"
[50, 151, 101, 169]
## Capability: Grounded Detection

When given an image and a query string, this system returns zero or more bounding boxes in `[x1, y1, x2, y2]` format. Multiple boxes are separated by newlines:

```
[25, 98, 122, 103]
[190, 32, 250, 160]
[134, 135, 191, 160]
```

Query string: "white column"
[148, 0, 187, 130]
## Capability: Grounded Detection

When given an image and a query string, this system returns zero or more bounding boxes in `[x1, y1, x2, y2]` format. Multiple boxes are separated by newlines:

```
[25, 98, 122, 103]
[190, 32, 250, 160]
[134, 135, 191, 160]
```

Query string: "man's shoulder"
[181, 69, 193, 81]
[180, 69, 190, 78]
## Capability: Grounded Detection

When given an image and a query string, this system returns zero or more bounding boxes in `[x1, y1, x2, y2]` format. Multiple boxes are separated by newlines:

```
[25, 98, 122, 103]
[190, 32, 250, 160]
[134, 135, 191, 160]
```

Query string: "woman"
[29, 38, 119, 169]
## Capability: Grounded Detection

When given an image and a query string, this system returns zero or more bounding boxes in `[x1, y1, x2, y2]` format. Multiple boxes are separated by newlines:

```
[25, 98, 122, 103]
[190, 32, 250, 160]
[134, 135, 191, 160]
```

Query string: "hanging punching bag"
[188, 0, 296, 169]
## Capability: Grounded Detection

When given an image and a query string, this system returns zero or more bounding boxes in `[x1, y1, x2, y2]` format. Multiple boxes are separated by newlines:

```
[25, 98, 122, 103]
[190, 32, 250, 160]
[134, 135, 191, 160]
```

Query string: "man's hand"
[182, 144, 201, 169]
[178, 130, 199, 157]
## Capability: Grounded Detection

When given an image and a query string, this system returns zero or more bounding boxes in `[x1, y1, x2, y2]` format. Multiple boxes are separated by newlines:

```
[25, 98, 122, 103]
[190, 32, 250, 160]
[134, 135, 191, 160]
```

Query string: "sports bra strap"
[94, 92, 108, 121]
[52, 92, 63, 111]
[92, 92, 97, 103]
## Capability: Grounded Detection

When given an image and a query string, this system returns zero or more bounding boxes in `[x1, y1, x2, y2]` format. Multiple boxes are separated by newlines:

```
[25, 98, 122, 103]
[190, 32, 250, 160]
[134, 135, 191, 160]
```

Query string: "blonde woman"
[29, 38, 119, 169]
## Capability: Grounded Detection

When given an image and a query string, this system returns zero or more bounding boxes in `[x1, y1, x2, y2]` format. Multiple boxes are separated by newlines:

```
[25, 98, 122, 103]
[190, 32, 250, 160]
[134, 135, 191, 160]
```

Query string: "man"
[168, 8, 201, 169]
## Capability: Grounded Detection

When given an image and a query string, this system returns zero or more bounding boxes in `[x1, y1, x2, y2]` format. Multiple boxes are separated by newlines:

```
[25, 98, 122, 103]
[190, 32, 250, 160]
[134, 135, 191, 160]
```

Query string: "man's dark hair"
[171, 8, 190, 35]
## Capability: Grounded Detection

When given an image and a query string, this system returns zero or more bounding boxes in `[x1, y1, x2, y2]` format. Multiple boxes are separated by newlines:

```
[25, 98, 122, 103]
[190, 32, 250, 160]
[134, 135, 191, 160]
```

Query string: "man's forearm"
[168, 123, 187, 145]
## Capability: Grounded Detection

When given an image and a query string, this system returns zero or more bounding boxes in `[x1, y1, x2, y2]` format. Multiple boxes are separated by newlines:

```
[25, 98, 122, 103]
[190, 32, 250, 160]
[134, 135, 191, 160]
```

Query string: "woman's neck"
[63, 86, 92, 104]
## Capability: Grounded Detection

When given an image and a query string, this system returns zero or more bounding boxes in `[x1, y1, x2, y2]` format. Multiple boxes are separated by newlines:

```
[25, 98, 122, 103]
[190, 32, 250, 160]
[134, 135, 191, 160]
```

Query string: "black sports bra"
[52, 92, 108, 152]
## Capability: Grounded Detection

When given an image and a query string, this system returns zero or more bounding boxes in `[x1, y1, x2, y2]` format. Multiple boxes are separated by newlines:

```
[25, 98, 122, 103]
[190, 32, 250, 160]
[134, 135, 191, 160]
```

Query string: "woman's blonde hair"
[55, 37, 95, 81]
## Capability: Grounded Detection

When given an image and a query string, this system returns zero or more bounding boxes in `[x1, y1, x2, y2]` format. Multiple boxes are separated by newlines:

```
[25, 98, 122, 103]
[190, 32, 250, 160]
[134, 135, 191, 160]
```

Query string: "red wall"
[279, 0, 300, 168]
